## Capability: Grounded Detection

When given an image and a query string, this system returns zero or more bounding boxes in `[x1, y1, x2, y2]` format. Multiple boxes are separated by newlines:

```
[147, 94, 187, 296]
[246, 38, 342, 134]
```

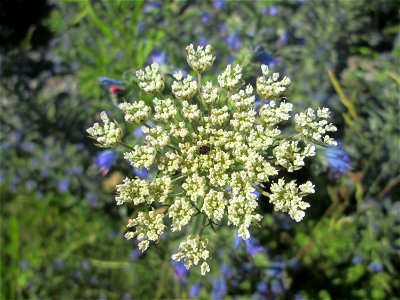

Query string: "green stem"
[118, 141, 135, 151]
[199, 214, 207, 237]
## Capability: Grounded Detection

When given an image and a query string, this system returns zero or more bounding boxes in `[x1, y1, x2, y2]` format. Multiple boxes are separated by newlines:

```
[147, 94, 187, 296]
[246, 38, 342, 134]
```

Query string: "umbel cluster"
[87, 44, 337, 275]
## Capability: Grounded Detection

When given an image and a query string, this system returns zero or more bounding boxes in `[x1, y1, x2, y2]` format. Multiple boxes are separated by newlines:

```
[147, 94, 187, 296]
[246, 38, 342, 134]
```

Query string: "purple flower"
[189, 282, 201, 297]
[21, 260, 29, 270]
[267, 261, 286, 278]
[134, 126, 145, 138]
[369, 262, 383, 272]
[11, 131, 22, 142]
[252, 190, 261, 198]
[201, 12, 210, 24]
[245, 238, 264, 256]
[271, 279, 284, 294]
[226, 33, 241, 51]
[262, 5, 279, 16]
[256, 50, 279, 67]
[232, 234, 242, 249]
[80, 260, 90, 270]
[198, 37, 209, 47]
[268, 6, 279, 16]
[21, 141, 35, 153]
[129, 249, 142, 261]
[279, 32, 288, 45]
[133, 167, 150, 179]
[212, 276, 227, 300]
[86, 192, 99, 208]
[96, 150, 117, 176]
[257, 281, 268, 294]
[148, 51, 167, 65]
[325, 144, 351, 175]
[57, 179, 70, 193]
[172, 260, 188, 284]
[52, 258, 65, 269]
[213, 0, 225, 10]
[289, 257, 300, 270]
[221, 264, 232, 277]
[352, 256, 363, 265]
[295, 294, 305, 300]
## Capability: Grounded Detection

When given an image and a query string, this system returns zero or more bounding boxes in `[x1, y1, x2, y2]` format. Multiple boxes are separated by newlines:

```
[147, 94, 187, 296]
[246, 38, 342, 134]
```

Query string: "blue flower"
[213, 0, 225, 10]
[263, 5, 279, 16]
[86, 192, 99, 208]
[212, 276, 227, 300]
[279, 32, 288, 45]
[201, 11, 211, 24]
[198, 37, 209, 47]
[134, 126, 145, 138]
[221, 264, 232, 277]
[232, 234, 242, 249]
[352, 256, 363, 265]
[148, 51, 167, 65]
[189, 282, 201, 297]
[267, 261, 286, 278]
[128, 249, 142, 261]
[96, 150, 117, 176]
[289, 257, 300, 270]
[226, 33, 241, 51]
[245, 238, 264, 256]
[172, 260, 188, 284]
[369, 262, 383, 272]
[255, 49, 279, 67]
[294, 294, 305, 300]
[21, 260, 29, 270]
[271, 279, 284, 294]
[52, 258, 65, 269]
[57, 179, 70, 193]
[133, 167, 150, 179]
[325, 144, 351, 175]
[257, 281, 268, 293]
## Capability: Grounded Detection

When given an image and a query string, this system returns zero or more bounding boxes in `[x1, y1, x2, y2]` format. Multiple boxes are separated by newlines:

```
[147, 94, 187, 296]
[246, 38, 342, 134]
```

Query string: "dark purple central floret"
[199, 145, 211, 155]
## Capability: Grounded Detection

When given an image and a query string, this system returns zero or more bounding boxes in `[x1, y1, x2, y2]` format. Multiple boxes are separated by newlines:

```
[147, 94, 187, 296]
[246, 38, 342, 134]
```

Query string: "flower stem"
[199, 214, 207, 236]
[118, 141, 135, 151]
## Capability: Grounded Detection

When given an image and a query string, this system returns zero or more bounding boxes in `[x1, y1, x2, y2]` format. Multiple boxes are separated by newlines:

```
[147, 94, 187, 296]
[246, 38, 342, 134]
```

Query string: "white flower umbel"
[295, 108, 337, 146]
[118, 101, 151, 124]
[186, 44, 215, 73]
[87, 111, 122, 148]
[154, 98, 177, 122]
[202, 190, 226, 222]
[125, 210, 166, 252]
[124, 145, 156, 169]
[169, 198, 195, 232]
[136, 63, 165, 94]
[87, 44, 337, 275]
[115, 177, 150, 205]
[269, 179, 315, 222]
[259, 100, 293, 127]
[172, 71, 198, 100]
[256, 65, 291, 99]
[172, 235, 210, 275]
[227, 194, 262, 239]
[218, 64, 242, 89]
[273, 141, 316, 172]
[201, 81, 219, 105]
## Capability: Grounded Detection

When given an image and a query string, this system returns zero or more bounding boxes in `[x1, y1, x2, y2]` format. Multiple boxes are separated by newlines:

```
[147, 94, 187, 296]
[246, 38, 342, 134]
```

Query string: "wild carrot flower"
[87, 44, 337, 275]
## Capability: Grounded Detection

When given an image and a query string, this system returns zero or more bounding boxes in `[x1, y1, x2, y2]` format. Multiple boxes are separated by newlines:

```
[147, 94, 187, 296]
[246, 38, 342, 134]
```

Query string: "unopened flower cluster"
[87, 44, 337, 275]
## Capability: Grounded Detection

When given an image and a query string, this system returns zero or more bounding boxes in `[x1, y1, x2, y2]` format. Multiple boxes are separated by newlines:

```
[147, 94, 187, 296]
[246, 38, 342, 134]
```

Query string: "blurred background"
[1, 0, 399, 299]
